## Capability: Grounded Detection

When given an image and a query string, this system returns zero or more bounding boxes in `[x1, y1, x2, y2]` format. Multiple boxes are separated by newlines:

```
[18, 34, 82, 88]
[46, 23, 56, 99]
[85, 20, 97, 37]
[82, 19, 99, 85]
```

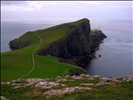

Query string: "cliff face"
[39, 19, 91, 57]
[9, 31, 34, 50]
[9, 18, 107, 68]
[90, 30, 107, 51]
[38, 19, 107, 67]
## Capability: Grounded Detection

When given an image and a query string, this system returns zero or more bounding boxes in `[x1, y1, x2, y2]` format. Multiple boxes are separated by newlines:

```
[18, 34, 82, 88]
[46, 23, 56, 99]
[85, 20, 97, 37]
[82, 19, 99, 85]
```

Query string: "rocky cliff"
[38, 18, 107, 67]
[9, 31, 34, 50]
[9, 18, 107, 68]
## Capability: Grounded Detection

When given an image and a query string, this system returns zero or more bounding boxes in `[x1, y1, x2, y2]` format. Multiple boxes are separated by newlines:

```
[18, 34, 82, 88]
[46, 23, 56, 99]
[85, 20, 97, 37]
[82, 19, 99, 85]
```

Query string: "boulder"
[43, 86, 91, 97]
[35, 81, 60, 89]
[6, 82, 10, 85]
[55, 79, 67, 83]
[72, 75, 82, 80]
[0, 96, 9, 100]
[65, 75, 71, 78]
[80, 83, 94, 87]
[93, 75, 100, 78]
[100, 77, 111, 84]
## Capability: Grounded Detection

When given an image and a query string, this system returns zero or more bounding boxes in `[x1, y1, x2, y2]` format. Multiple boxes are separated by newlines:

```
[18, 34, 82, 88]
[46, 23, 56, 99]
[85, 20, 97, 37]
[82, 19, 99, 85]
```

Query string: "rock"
[55, 79, 67, 83]
[45, 78, 50, 81]
[6, 82, 10, 85]
[56, 76, 62, 80]
[11, 83, 21, 86]
[80, 83, 94, 87]
[37, 82, 47, 86]
[126, 76, 133, 82]
[114, 76, 133, 82]
[95, 83, 104, 86]
[47, 82, 60, 87]
[43, 86, 91, 97]
[14, 86, 22, 89]
[35, 81, 47, 87]
[98, 55, 101, 57]
[0, 96, 9, 100]
[35, 81, 60, 89]
[68, 80, 74, 82]
[80, 74, 86, 78]
[111, 79, 121, 83]
[55, 79, 62, 83]
[72, 75, 82, 80]
[87, 77, 94, 80]
[65, 75, 71, 78]
[95, 77, 113, 86]
[27, 78, 44, 83]
[93, 75, 100, 78]
[1, 82, 6, 85]
[84, 74, 90, 78]
[100, 77, 111, 84]
[123, 76, 133, 82]
[95, 77, 112, 86]
[24, 78, 44, 87]
[61, 84, 66, 87]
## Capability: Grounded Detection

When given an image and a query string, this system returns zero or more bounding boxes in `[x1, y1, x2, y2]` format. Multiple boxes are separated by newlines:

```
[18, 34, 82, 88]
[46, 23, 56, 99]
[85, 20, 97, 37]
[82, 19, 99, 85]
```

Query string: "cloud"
[1, 1, 44, 11]
[1, 1, 101, 12]
[1, 1, 132, 20]
[83, 1, 101, 5]
[1, 1, 26, 5]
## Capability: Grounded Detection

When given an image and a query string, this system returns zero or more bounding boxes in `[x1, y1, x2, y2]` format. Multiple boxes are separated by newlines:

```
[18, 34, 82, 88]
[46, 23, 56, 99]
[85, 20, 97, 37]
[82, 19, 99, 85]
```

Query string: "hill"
[1, 18, 106, 82]
[1, 18, 133, 100]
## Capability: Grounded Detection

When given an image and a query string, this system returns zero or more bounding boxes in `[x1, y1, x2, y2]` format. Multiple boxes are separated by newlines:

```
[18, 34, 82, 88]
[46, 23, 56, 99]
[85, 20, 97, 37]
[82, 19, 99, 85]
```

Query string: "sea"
[1, 18, 133, 77]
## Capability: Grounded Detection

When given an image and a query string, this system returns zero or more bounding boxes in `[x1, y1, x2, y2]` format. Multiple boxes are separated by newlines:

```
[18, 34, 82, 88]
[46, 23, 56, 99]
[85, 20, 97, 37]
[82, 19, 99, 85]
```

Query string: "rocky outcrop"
[1, 75, 133, 98]
[38, 18, 107, 67]
[9, 39, 31, 50]
[90, 29, 107, 51]
[43, 86, 91, 97]
[9, 31, 33, 50]
[0, 96, 9, 100]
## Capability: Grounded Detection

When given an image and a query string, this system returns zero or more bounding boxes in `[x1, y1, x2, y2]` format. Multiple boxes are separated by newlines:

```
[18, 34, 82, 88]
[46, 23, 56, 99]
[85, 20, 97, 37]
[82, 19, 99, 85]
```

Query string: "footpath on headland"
[18, 32, 42, 79]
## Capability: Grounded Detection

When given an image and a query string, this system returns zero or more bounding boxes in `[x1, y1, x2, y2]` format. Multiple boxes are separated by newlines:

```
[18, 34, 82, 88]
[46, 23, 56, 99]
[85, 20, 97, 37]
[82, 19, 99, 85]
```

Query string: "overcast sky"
[1, 1, 133, 21]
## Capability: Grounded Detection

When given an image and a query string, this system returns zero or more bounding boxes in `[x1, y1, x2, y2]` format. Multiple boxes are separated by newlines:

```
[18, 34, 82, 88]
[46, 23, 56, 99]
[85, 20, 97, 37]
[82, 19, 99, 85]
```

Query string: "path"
[18, 31, 42, 80]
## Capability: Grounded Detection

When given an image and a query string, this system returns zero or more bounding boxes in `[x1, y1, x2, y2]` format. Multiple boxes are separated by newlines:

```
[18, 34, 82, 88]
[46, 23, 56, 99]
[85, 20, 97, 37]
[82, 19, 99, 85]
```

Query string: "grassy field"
[1, 78, 133, 100]
[1, 23, 84, 82]
[49, 82, 133, 100]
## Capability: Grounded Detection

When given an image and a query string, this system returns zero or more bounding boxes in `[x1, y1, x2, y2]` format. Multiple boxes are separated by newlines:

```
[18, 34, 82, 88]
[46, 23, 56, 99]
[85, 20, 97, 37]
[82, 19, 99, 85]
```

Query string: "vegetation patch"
[2, 81, 132, 100]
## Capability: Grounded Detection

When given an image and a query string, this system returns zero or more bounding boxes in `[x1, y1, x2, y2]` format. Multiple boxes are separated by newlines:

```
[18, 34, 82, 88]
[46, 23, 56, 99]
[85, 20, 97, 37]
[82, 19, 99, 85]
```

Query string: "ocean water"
[1, 19, 133, 77]
[87, 19, 133, 77]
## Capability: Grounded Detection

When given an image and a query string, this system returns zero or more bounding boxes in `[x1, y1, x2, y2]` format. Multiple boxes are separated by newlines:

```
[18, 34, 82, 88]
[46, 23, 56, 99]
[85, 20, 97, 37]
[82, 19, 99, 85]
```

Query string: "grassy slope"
[1, 79, 133, 100]
[1, 24, 84, 82]
[49, 82, 133, 100]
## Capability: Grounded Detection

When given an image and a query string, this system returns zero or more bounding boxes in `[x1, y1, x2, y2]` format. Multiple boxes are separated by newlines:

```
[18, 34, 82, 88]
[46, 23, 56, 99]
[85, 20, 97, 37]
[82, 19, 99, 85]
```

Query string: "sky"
[1, 1, 133, 21]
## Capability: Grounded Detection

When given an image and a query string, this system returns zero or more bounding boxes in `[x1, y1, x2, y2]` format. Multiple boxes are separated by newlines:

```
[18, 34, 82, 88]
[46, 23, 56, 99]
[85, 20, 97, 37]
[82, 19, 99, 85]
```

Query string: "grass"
[1, 21, 84, 82]
[1, 84, 42, 100]
[61, 77, 99, 87]
[48, 81, 133, 100]
[1, 81, 133, 100]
